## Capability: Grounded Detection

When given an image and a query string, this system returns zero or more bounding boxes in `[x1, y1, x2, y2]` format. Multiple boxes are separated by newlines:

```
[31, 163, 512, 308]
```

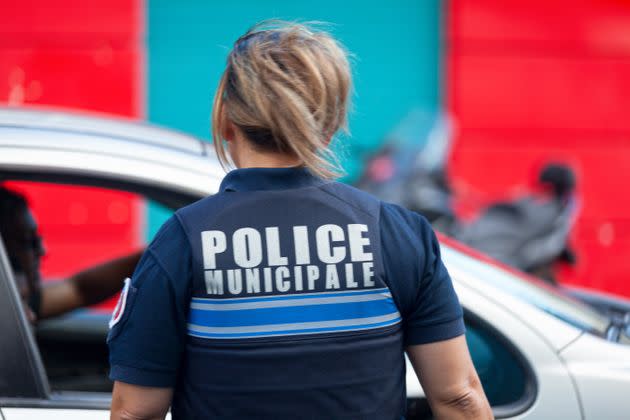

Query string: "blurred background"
[1, 0, 629, 299]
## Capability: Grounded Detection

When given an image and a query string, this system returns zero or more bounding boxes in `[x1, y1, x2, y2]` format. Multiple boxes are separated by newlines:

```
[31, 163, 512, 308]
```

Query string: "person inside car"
[0, 185, 142, 323]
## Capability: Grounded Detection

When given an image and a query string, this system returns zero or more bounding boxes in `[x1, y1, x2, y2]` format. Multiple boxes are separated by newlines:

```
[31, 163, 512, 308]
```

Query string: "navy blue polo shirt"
[108, 166, 464, 419]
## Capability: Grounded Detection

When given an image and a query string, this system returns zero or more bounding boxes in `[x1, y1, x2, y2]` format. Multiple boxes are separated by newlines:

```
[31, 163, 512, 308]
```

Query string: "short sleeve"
[107, 216, 192, 387]
[380, 203, 465, 346]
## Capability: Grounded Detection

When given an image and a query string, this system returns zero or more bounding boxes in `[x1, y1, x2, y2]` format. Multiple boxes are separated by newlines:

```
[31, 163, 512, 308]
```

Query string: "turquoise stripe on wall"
[146, 0, 443, 240]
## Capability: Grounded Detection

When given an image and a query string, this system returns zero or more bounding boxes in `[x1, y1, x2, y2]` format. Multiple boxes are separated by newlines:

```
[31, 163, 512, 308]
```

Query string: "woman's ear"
[220, 109, 236, 142]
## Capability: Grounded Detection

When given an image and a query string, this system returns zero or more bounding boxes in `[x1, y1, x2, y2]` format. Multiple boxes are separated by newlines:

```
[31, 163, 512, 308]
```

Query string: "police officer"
[108, 22, 492, 420]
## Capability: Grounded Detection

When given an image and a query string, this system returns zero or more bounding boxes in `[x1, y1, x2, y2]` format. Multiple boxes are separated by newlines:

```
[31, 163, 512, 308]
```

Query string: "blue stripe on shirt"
[188, 297, 399, 328]
[188, 317, 401, 339]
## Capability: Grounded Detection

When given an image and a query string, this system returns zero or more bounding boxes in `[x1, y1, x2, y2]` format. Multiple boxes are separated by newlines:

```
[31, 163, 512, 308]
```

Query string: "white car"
[0, 108, 629, 420]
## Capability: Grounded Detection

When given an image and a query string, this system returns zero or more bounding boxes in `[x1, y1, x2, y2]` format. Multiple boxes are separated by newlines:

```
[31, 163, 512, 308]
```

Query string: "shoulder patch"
[109, 278, 131, 329]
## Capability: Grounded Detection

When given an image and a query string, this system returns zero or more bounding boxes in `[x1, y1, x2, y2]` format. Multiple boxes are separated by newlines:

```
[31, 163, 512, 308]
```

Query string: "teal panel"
[145, 199, 175, 241]
[146, 0, 443, 238]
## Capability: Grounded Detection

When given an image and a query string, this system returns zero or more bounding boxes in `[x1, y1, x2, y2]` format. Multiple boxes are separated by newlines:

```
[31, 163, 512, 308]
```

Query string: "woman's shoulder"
[317, 180, 382, 215]
[378, 200, 436, 247]
[319, 181, 432, 231]
[176, 191, 232, 216]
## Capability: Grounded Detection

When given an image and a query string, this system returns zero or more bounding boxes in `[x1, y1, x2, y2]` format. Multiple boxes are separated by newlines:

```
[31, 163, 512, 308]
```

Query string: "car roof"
[0, 107, 224, 196]
[0, 107, 206, 155]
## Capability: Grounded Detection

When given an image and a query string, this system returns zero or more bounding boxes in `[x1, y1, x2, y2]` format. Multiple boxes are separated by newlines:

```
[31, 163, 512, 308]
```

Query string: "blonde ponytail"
[211, 21, 351, 179]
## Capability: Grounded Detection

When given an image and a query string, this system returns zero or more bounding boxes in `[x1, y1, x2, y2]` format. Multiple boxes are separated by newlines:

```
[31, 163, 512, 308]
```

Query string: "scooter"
[355, 113, 578, 285]
[452, 164, 578, 284]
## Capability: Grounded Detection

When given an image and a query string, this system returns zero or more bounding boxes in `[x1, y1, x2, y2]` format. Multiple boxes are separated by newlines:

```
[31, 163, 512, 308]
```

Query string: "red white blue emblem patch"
[109, 278, 131, 329]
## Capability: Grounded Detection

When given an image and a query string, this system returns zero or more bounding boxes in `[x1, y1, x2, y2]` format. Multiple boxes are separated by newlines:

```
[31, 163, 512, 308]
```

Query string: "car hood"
[560, 333, 630, 418]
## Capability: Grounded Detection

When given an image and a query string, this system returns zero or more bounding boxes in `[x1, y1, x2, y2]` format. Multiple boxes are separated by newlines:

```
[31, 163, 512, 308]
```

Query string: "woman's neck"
[231, 134, 301, 169]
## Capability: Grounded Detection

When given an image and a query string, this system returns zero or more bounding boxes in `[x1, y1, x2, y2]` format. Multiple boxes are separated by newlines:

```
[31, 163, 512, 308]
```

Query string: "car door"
[0, 194, 181, 419]
[0, 177, 195, 418]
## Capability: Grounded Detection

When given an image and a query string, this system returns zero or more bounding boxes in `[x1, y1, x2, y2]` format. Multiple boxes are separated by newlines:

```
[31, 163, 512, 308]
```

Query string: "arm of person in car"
[110, 382, 172, 420]
[407, 335, 493, 420]
[39, 250, 143, 319]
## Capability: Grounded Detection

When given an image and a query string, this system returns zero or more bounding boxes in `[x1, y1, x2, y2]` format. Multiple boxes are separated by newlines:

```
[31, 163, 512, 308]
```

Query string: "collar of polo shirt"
[219, 166, 327, 192]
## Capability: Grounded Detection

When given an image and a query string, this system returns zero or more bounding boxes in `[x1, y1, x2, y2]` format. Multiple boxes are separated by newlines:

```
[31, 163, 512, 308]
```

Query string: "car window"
[1, 180, 177, 394]
[5, 181, 159, 278]
[408, 314, 535, 419]
[465, 314, 534, 415]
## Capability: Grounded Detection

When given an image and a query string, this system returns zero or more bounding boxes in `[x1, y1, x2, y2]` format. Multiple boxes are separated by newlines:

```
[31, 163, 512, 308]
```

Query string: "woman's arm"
[110, 381, 172, 420]
[407, 335, 493, 420]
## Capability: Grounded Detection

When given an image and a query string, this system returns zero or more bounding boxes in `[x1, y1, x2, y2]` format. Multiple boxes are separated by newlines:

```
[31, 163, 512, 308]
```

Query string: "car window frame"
[464, 310, 538, 419]
[0, 169, 201, 211]
[0, 233, 50, 401]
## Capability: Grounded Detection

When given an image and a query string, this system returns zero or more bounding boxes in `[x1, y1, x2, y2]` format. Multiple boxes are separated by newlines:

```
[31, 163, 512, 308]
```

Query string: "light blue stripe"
[191, 287, 389, 304]
[188, 312, 401, 334]
[188, 317, 401, 339]
[189, 298, 398, 327]
[191, 292, 391, 311]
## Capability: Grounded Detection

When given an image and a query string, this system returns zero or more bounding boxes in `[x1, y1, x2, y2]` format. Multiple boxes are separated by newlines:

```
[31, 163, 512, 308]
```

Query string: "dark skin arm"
[39, 250, 143, 319]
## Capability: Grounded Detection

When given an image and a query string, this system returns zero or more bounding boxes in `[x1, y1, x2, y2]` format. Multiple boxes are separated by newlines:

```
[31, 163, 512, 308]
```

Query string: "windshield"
[442, 244, 610, 336]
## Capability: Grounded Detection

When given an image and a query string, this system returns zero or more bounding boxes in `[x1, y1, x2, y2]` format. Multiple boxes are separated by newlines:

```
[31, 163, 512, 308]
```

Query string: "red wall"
[3, 0, 629, 300]
[0, 1, 143, 286]
[447, 0, 630, 296]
